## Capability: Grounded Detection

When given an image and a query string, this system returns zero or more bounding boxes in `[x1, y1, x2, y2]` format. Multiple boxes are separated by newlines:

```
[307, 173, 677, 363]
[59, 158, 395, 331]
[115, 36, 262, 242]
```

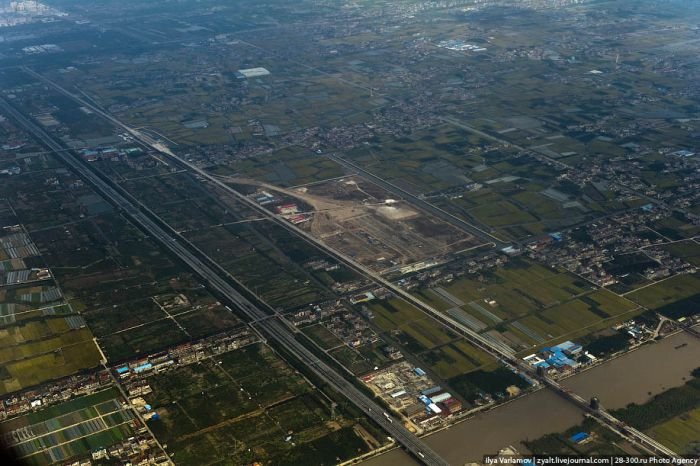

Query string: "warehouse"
[236, 67, 271, 79]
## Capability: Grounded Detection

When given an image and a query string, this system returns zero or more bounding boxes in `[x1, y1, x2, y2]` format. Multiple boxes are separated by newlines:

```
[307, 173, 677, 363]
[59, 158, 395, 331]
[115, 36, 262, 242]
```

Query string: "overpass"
[21, 66, 518, 362]
[0, 97, 449, 466]
[19, 68, 681, 460]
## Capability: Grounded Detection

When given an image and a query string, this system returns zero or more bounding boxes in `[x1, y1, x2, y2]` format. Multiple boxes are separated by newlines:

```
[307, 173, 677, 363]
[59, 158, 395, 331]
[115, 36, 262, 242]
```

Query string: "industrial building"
[235, 67, 271, 79]
[360, 361, 462, 431]
[523, 340, 584, 375]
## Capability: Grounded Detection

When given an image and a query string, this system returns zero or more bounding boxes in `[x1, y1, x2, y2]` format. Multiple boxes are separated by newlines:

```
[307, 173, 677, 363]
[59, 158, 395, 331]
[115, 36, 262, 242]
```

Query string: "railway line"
[0, 96, 449, 466]
[15, 68, 681, 460]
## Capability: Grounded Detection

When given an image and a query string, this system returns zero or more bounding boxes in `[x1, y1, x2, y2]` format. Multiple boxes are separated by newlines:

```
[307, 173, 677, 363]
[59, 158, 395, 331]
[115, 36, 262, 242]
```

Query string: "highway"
[0, 97, 449, 466]
[19, 68, 680, 459]
[20, 66, 518, 361]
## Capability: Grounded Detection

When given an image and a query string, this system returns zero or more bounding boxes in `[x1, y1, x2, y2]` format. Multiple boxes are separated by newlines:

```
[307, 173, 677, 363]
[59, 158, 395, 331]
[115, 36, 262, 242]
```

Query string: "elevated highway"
[18, 68, 681, 460]
[0, 97, 449, 466]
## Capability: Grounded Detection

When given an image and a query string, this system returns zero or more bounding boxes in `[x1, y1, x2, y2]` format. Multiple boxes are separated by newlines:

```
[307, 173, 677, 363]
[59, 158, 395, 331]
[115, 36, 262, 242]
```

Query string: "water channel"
[361, 332, 700, 466]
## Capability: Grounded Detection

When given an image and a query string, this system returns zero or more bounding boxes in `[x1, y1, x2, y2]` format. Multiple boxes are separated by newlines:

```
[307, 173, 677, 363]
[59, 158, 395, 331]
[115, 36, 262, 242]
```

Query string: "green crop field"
[627, 274, 700, 310]
[422, 341, 494, 379]
[219, 147, 345, 187]
[469, 200, 538, 227]
[419, 259, 642, 353]
[369, 299, 454, 350]
[0, 314, 102, 395]
[329, 346, 374, 375]
[646, 407, 700, 454]
[303, 324, 343, 350]
[146, 343, 373, 465]
[367, 297, 497, 376]
[436, 260, 592, 322]
[662, 241, 700, 267]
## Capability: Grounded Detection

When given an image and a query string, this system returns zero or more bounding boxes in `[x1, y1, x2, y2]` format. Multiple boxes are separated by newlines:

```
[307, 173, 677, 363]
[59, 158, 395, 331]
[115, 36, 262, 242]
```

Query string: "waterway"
[562, 332, 700, 408]
[361, 331, 700, 466]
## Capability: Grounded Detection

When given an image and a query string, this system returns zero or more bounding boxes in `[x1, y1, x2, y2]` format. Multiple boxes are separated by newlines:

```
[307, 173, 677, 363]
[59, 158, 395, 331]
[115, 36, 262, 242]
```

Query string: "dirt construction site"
[221, 175, 480, 274]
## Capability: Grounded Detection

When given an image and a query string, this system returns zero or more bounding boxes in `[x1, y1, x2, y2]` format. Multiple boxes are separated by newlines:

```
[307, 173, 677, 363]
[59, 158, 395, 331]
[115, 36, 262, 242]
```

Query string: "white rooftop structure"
[237, 67, 270, 78]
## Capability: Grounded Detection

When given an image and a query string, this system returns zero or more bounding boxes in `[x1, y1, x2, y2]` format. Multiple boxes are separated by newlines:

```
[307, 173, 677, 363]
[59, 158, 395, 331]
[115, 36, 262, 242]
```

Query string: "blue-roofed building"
[554, 341, 582, 355]
[543, 343, 579, 369]
[421, 386, 442, 396]
[524, 340, 584, 376]
[569, 432, 589, 444]
[133, 363, 153, 373]
[548, 353, 576, 368]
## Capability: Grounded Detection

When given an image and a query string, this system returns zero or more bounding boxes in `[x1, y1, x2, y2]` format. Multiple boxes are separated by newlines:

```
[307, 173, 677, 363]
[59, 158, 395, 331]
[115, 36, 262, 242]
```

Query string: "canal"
[361, 331, 700, 466]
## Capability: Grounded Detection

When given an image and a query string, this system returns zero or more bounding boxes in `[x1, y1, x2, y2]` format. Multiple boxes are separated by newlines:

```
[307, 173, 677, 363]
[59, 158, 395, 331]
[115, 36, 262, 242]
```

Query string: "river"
[361, 331, 700, 466]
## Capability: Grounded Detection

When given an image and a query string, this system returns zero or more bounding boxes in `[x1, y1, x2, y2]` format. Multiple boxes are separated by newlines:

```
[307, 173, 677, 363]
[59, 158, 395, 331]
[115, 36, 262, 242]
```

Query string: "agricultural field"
[0, 314, 102, 395]
[418, 259, 641, 352]
[213, 147, 345, 187]
[366, 297, 497, 380]
[421, 340, 495, 380]
[33, 210, 240, 362]
[118, 171, 255, 234]
[626, 273, 700, 320]
[342, 124, 620, 241]
[435, 260, 591, 317]
[329, 345, 376, 376]
[145, 343, 376, 465]
[303, 324, 344, 350]
[0, 1, 698, 465]
[646, 407, 700, 455]
[183, 223, 328, 310]
[0, 207, 103, 394]
[0, 169, 240, 365]
[343, 124, 501, 195]
[43, 43, 380, 148]
[661, 240, 700, 267]
[649, 213, 700, 241]
[111, 168, 344, 310]
[369, 298, 456, 352]
[508, 289, 639, 347]
[0, 388, 144, 465]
